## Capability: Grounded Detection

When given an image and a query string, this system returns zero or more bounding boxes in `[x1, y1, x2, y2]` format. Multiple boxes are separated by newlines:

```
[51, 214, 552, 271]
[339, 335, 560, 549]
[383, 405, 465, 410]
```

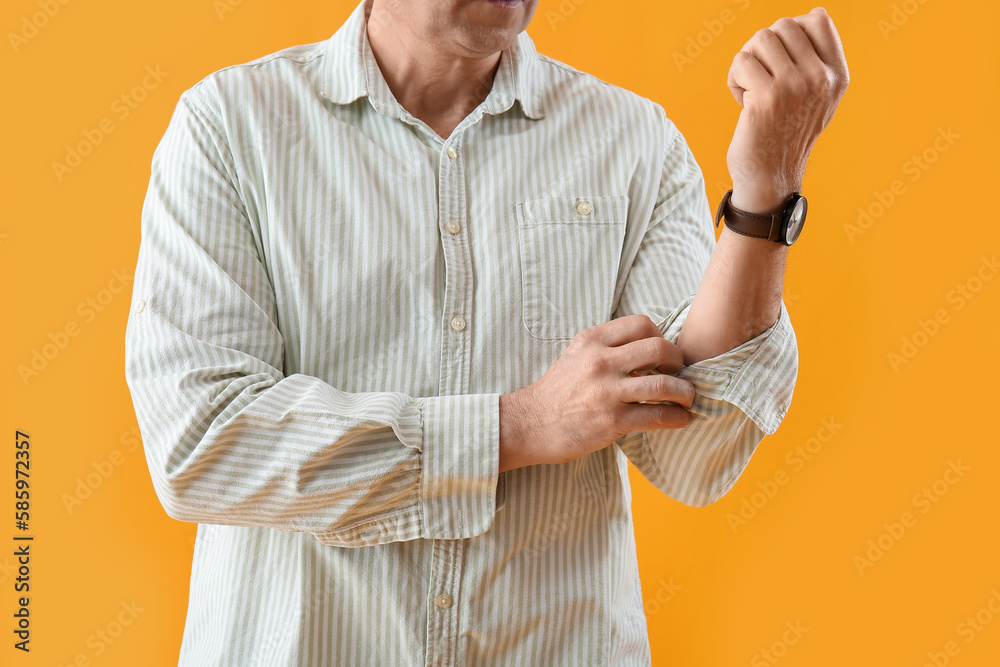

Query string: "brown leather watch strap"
[714, 189, 786, 243]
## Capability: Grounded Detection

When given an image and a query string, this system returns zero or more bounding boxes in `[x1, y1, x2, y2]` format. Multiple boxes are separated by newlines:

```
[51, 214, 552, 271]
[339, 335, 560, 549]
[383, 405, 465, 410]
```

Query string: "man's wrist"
[499, 391, 535, 473]
[729, 181, 798, 215]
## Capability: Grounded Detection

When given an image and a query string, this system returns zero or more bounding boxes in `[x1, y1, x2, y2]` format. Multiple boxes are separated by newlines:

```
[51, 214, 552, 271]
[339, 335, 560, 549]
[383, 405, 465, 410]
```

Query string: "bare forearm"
[678, 4, 850, 364]
[675, 189, 789, 366]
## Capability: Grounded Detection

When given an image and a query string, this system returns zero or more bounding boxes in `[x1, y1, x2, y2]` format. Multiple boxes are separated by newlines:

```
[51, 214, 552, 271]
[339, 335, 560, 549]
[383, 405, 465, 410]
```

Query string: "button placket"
[424, 131, 474, 666]
[424, 539, 463, 665]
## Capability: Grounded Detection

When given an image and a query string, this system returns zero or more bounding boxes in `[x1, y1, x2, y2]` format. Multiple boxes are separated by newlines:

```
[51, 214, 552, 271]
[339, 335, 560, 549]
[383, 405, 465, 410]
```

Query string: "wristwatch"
[714, 189, 808, 246]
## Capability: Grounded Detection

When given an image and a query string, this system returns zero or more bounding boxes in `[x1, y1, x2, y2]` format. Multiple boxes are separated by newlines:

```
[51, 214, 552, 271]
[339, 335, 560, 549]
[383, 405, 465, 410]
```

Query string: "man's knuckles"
[588, 313, 659, 341]
[654, 404, 691, 428]
[582, 351, 612, 375]
[747, 27, 786, 55]
[770, 16, 801, 33]
[656, 375, 695, 407]
[731, 49, 758, 73]
[624, 371, 694, 407]
[644, 335, 675, 361]
[792, 10, 836, 31]
[647, 378, 685, 408]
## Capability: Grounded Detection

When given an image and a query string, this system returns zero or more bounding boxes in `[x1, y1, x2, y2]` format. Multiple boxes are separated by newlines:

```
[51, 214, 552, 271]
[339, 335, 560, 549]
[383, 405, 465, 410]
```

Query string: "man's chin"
[454, 25, 524, 55]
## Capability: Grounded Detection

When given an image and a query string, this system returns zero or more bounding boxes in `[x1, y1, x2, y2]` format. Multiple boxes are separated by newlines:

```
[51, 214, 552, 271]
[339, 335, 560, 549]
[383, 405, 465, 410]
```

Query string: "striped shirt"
[123, 0, 798, 664]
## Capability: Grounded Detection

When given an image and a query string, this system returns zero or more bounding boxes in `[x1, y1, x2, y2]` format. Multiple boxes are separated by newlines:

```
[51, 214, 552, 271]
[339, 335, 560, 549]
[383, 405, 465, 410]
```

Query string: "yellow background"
[3, 0, 998, 664]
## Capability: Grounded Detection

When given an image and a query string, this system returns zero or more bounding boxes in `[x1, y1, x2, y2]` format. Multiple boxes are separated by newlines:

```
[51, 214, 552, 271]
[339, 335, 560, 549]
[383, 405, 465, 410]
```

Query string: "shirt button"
[135, 299, 146, 313]
[450, 316, 466, 331]
[576, 200, 593, 215]
[446, 146, 458, 160]
[436, 594, 454, 609]
[446, 220, 461, 234]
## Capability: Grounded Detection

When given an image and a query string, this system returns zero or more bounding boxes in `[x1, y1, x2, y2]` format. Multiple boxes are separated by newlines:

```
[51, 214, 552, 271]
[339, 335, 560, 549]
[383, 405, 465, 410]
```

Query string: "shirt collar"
[319, 0, 545, 121]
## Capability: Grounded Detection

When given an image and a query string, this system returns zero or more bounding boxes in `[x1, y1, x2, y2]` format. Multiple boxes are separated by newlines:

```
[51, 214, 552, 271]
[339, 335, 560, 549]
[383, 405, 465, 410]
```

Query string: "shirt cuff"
[416, 393, 502, 539]
[657, 294, 798, 435]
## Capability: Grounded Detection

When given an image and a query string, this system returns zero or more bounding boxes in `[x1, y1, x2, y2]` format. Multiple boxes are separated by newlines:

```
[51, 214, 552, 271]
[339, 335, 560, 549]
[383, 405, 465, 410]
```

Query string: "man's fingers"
[768, 17, 826, 71]
[620, 403, 691, 432]
[743, 28, 797, 79]
[593, 314, 664, 347]
[791, 8, 849, 78]
[613, 334, 684, 375]
[617, 373, 695, 408]
[727, 50, 771, 106]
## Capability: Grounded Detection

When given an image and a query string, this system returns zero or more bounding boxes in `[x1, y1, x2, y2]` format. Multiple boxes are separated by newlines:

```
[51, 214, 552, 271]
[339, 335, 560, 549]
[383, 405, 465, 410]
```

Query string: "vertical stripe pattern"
[123, 0, 798, 664]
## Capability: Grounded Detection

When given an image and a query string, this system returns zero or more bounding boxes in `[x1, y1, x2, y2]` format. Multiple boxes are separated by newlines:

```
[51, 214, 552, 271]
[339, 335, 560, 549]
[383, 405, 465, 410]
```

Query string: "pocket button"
[515, 194, 630, 340]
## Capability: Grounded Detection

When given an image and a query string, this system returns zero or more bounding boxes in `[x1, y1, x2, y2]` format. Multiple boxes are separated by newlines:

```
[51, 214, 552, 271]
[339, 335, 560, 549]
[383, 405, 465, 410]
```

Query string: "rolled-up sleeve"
[124, 89, 502, 547]
[612, 106, 798, 507]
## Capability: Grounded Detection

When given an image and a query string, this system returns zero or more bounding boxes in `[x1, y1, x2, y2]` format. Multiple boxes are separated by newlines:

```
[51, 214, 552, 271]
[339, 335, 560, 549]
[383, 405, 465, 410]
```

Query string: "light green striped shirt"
[124, 0, 797, 663]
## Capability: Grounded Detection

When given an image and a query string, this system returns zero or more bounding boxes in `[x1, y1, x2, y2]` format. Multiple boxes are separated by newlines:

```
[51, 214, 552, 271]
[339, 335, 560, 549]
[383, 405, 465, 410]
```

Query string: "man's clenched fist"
[726, 7, 850, 212]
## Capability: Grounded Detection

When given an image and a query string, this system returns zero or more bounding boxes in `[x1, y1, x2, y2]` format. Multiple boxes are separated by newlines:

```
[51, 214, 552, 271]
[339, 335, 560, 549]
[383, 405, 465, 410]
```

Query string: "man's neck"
[365, 3, 503, 140]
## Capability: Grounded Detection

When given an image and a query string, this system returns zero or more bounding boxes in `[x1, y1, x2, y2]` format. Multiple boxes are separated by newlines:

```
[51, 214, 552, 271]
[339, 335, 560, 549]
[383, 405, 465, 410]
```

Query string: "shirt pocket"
[516, 195, 629, 340]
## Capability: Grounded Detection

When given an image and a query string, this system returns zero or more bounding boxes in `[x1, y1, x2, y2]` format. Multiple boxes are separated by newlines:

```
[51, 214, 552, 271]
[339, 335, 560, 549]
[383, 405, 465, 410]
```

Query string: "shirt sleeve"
[124, 89, 501, 548]
[611, 108, 798, 507]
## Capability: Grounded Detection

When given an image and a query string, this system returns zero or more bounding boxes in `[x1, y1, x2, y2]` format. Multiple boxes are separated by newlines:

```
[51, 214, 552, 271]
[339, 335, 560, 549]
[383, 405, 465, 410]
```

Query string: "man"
[124, 0, 847, 663]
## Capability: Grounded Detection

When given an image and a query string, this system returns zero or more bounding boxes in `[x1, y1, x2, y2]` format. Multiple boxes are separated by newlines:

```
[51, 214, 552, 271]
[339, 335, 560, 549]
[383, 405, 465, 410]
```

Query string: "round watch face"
[784, 197, 808, 245]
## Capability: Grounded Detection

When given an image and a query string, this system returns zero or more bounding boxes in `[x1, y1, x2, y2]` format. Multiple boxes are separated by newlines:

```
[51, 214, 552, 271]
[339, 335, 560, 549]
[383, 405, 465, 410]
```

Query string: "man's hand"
[726, 7, 849, 212]
[498, 315, 695, 473]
